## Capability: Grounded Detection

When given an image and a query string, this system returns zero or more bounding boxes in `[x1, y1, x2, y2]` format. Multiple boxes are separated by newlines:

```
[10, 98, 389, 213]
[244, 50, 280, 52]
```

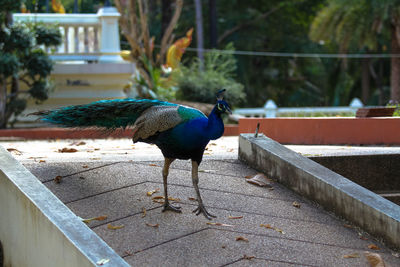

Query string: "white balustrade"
[233, 98, 364, 119]
[13, 7, 123, 63]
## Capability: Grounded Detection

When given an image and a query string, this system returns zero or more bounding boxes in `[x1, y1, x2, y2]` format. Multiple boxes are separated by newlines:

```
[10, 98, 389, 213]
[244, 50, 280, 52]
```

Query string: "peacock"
[31, 89, 231, 219]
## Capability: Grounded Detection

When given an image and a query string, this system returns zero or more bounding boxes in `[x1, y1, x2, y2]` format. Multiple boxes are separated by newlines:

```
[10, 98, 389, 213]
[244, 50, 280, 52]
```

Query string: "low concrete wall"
[239, 134, 400, 249]
[0, 145, 129, 267]
[239, 117, 400, 145]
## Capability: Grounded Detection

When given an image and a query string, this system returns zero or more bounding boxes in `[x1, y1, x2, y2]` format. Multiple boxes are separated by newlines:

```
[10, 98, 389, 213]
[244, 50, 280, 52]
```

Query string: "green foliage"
[0, 53, 20, 77]
[176, 44, 245, 106]
[24, 49, 54, 77]
[0, 0, 21, 12]
[33, 24, 63, 46]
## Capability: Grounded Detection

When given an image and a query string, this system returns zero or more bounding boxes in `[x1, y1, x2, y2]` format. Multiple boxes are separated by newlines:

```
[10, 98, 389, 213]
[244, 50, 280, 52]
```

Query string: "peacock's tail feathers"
[33, 99, 175, 129]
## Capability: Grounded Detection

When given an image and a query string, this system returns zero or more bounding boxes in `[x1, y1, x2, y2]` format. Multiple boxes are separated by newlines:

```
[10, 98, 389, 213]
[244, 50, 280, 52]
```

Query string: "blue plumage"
[31, 90, 231, 219]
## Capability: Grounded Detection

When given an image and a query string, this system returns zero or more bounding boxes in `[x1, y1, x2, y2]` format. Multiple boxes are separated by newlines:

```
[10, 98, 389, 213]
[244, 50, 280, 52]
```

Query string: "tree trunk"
[361, 58, 370, 104]
[209, 0, 217, 48]
[162, 0, 172, 37]
[0, 77, 7, 129]
[194, 0, 204, 68]
[391, 25, 400, 103]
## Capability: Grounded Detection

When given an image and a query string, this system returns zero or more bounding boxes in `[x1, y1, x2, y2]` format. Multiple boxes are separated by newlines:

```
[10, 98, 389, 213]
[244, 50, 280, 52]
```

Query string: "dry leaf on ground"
[206, 222, 234, 227]
[188, 197, 197, 201]
[242, 255, 255, 260]
[82, 215, 108, 224]
[236, 236, 249, 242]
[343, 253, 360, 258]
[146, 223, 159, 228]
[148, 163, 158, 167]
[58, 147, 78, 153]
[107, 223, 124, 230]
[364, 252, 385, 267]
[54, 175, 63, 183]
[292, 201, 301, 208]
[82, 165, 89, 168]
[246, 173, 273, 187]
[142, 207, 146, 218]
[69, 141, 86, 146]
[39, 160, 46, 163]
[7, 148, 22, 155]
[228, 215, 243, 219]
[260, 224, 285, 234]
[147, 188, 160, 196]
[367, 244, 380, 250]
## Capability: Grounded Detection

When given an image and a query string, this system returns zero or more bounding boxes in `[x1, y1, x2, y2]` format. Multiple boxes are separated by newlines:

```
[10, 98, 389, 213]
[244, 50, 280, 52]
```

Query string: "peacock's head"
[215, 89, 232, 115]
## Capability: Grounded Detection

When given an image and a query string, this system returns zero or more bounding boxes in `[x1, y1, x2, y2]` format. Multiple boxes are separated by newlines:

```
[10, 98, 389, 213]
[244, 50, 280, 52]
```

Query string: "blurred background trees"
[13, 0, 400, 108]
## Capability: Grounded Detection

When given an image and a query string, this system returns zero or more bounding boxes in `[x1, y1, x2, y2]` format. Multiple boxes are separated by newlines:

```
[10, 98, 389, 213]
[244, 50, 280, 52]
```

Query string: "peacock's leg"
[191, 160, 216, 220]
[161, 157, 181, 213]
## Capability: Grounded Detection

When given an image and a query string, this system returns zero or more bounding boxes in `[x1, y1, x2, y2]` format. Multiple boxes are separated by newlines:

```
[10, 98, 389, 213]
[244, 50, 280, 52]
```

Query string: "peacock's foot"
[193, 204, 216, 220]
[162, 202, 182, 213]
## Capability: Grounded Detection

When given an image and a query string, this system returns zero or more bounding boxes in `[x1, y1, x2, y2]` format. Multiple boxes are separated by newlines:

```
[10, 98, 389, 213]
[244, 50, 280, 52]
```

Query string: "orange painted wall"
[239, 117, 400, 145]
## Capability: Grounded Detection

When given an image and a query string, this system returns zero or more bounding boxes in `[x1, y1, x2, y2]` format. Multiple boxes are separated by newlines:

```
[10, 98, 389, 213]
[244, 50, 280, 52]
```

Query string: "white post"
[97, 7, 124, 63]
[264, 99, 278, 118]
[349, 98, 363, 112]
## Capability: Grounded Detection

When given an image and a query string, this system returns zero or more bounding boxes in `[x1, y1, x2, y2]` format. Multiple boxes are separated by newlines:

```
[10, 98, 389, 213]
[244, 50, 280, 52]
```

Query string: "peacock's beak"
[226, 106, 232, 114]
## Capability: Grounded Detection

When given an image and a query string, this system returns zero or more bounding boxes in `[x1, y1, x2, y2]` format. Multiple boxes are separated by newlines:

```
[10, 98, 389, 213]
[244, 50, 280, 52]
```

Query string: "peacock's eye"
[217, 103, 224, 111]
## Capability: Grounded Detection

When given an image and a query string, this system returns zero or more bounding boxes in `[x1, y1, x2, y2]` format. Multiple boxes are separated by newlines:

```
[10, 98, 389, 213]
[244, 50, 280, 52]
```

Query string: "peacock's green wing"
[132, 104, 207, 142]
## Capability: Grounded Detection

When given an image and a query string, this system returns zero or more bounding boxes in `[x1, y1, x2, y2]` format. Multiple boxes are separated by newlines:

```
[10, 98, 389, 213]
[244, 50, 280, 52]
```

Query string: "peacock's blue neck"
[206, 106, 224, 140]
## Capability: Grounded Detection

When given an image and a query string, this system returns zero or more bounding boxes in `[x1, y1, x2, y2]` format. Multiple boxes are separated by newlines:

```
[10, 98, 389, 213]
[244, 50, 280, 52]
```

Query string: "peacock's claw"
[162, 202, 182, 213]
[193, 205, 216, 220]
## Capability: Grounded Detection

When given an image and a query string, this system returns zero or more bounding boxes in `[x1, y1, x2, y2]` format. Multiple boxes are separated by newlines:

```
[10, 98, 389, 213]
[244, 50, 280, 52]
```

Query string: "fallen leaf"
[94, 148, 100, 151]
[228, 215, 243, 219]
[343, 253, 360, 258]
[124, 250, 133, 256]
[367, 244, 380, 250]
[96, 258, 110, 265]
[260, 224, 285, 234]
[188, 197, 197, 201]
[364, 252, 385, 267]
[206, 222, 234, 227]
[82, 165, 89, 168]
[152, 196, 180, 202]
[246, 173, 273, 187]
[148, 164, 158, 167]
[54, 175, 63, 184]
[147, 189, 160, 196]
[292, 201, 301, 208]
[260, 223, 273, 229]
[227, 148, 234, 152]
[58, 147, 78, 153]
[7, 148, 22, 155]
[39, 160, 46, 163]
[145, 223, 159, 228]
[235, 236, 249, 242]
[242, 255, 255, 260]
[107, 223, 124, 230]
[142, 207, 146, 218]
[244, 175, 253, 179]
[82, 215, 107, 224]
[69, 141, 86, 146]
[152, 196, 164, 200]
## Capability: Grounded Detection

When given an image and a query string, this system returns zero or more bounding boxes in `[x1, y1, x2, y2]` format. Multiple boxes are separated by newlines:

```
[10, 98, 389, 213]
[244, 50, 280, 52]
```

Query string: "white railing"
[13, 7, 124, 63]
[233, 98, 364, 119]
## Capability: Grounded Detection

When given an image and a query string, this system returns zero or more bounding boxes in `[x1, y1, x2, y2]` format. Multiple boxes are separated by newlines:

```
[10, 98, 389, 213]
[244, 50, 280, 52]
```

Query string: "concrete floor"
[3, 137, 400, 266]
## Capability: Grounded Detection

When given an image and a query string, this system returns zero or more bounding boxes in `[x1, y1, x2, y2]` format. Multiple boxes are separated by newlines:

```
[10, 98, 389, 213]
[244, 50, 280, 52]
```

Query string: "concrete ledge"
[238, 117, 400, 145]
[239, 134, 400, 249]
[0, 145, 129, 266]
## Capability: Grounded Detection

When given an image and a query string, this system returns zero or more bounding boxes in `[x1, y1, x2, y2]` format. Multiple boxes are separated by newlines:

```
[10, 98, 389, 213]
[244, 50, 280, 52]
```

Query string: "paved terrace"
[2, 137, 400, 266]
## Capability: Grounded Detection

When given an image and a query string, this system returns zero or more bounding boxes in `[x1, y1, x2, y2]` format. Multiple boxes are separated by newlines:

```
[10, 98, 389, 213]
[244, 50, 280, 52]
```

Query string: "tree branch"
[157, 0, 183, 66]
[218, 5, 282, 44]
